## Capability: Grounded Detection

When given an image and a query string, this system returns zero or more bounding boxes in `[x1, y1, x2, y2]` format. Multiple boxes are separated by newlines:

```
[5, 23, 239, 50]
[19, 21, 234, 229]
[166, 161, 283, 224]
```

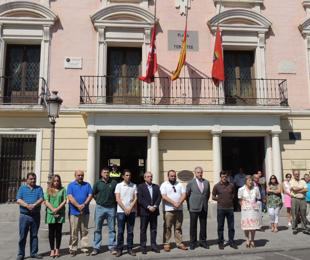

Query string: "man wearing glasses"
[186, 166, 210, 250]
[160, 170, 187, 252]
[67, 170, 93, 256]
[16, 173, 44, 260]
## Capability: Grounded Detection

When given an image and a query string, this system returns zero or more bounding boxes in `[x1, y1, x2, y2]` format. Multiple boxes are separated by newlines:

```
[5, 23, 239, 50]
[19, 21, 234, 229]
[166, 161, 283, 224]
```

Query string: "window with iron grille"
[0, 135, 36, 203]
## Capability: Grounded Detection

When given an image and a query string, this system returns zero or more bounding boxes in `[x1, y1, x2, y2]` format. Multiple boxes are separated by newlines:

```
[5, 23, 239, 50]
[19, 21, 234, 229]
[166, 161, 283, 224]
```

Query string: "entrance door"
[100, 136, 147, 184]
[221, 137, 264, 176]
[224, 51, 256, 105]
[107, 47, 142, 104]
[4, 45, 41, 104]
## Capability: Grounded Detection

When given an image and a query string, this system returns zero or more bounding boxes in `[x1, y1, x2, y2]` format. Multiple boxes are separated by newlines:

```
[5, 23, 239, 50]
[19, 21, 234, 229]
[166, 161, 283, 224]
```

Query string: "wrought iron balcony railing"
[80, 76, 288, 107]
[0, 76, 49, 105]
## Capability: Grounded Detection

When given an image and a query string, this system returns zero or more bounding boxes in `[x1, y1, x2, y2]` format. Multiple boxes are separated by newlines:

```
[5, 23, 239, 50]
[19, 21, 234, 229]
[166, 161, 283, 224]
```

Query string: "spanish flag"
[211, 26, 225, 86]
[171, 26, 187, 81]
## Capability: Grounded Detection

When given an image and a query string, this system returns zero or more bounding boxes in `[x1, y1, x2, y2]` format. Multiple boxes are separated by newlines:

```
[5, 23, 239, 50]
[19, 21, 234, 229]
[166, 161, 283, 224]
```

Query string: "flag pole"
[183, 0, 189, 79]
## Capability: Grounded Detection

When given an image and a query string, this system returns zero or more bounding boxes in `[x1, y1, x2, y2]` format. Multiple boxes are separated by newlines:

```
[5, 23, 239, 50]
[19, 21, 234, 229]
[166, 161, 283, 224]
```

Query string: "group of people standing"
[15, 167, 310, 259]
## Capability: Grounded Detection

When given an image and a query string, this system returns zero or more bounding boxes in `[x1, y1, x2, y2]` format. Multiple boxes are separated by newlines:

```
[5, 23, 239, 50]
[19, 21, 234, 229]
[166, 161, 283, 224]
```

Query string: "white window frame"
[208, 8, 271, 104]
[91, 4, 155, 103]
[0, 1, 57, 102]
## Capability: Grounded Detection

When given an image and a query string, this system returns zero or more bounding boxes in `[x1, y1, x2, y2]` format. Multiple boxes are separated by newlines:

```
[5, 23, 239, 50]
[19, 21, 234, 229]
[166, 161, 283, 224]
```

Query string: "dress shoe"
[177, 243, 188, 250]
[141, 247, 147, 254]
[293, 229, 298, 235]
[115, 251, 122, 257]
[128, 249, 136, 256]
[199, 242, 209, 249]
[189, 243, 196, 250]
[30, 255, 43, 259]
[16, 256, 24, 260]
[151, 247, 160, 253]
[230, 243, 238, 249]
[218, 243, 224, 250]
[163, 244, 171, 252]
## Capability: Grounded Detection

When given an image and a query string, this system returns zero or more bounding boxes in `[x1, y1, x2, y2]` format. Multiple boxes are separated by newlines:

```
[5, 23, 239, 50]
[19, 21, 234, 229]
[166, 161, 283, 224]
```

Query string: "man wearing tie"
[137, 172, 161, 254]
[186, 166, 210, 250]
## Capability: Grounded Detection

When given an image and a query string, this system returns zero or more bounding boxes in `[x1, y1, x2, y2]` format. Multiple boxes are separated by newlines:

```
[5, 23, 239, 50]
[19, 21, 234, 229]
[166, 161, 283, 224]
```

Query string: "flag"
[211, 26, 224, 86]
[139, 25, 158, 83]
[171, 26, 187, 81]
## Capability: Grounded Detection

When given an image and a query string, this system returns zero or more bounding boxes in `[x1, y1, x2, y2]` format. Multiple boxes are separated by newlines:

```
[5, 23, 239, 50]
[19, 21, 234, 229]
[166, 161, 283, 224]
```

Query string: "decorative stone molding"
[175, 0, 191, 16]
[0, 1, 57, 92]
[208, 8, 271, 33]
[214, 0, 264, 13]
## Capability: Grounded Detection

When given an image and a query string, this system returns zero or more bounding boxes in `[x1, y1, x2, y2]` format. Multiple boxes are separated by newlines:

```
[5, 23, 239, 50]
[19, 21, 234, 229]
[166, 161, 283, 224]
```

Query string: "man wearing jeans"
[115, 170, 137, 257]
[91, 168, 118, 256]
[67, 170, 93, 256]
[212, 171, 237, 250]
[16, 172, 44, 260]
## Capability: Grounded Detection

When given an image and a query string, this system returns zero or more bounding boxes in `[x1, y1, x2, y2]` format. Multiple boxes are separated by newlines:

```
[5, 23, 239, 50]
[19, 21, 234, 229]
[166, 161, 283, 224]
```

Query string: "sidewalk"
[0, 204, 309, 260]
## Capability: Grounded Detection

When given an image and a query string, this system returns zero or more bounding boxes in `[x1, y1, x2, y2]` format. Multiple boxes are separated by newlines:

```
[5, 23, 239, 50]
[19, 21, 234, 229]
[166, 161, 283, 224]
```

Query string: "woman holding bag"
[45, 175, 67, 258]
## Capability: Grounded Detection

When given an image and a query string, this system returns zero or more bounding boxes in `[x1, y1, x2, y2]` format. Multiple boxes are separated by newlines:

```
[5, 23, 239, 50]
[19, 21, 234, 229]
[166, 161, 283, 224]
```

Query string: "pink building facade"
[0, 0, 309, 202]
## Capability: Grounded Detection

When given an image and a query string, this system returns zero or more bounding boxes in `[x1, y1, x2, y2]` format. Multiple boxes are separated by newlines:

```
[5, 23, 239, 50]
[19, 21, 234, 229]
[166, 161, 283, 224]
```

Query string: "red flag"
[139, 25, 158, 83]
[212, 26, 224, 86]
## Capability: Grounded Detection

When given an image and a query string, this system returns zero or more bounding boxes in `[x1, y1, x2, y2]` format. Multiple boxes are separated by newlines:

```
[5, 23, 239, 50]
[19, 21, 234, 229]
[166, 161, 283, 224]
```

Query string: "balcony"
[80, 76, 288, 107]
[0, 76, 49, 105]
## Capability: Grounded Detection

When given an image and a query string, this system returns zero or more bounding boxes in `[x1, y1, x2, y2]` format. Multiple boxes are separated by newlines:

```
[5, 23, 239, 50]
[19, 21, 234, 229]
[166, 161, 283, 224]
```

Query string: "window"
[4, 45, 41, 104]
[224, 51, 255, 104]
[107, 47, 142, 104]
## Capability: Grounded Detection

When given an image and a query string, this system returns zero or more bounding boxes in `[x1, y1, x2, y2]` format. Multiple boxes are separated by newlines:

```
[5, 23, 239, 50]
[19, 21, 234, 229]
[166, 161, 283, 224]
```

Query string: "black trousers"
[140, 214, 158, 248]
[217, 208, 235, 244]
[189, 210, 207, 244]
[48, 223, 63, 250]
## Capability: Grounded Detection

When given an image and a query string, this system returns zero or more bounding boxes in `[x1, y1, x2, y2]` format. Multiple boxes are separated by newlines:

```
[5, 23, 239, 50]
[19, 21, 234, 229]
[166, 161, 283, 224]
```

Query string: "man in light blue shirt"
[305, 174, 310, 223]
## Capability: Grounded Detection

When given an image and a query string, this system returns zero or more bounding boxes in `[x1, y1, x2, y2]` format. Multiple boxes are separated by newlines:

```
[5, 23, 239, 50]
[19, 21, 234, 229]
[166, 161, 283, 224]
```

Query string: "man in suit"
[186, 166, 210, 250]
[137, 172, 161, 254]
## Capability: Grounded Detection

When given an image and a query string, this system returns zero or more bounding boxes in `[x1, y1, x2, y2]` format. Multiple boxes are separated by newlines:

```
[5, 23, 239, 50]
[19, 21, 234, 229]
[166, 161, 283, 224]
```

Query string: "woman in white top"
[238, 175, 261, 248]
[282, 173, 292, 227]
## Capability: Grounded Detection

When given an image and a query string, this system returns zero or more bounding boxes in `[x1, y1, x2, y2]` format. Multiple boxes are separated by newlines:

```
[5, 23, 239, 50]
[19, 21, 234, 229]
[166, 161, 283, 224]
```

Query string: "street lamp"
[46, 91, 63, 185]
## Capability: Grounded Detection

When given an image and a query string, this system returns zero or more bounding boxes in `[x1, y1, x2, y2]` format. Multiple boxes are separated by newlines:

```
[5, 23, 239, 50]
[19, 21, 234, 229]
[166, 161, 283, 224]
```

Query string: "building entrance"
[222, 137, 265, 176]
[100, 136, 147, 184]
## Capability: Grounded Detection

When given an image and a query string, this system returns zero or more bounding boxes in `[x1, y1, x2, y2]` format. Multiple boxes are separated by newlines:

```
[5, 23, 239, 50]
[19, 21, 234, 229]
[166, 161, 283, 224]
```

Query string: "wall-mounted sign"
[177, 170, 194, 182]
[168, 30, 199, 52]
[64, 57, 82, 69]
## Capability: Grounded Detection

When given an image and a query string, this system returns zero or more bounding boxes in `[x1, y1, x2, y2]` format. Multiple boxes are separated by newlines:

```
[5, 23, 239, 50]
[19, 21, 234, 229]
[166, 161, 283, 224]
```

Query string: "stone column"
[272, 130, 282, 182]
[87, 130, 96, 186]
[264, 134, 273, 181]
[212, 128, 222, 184]
[150, 128, 160, 184]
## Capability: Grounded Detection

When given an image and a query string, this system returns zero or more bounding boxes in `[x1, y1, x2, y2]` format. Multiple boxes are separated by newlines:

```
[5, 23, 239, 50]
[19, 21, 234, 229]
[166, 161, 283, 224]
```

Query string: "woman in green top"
[266, 175, 282, 233]
[45, 174, 67, 258]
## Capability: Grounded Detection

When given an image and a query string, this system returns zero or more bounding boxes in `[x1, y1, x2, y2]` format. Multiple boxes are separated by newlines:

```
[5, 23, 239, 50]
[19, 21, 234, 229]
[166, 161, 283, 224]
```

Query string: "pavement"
[0, 204, 310, 260]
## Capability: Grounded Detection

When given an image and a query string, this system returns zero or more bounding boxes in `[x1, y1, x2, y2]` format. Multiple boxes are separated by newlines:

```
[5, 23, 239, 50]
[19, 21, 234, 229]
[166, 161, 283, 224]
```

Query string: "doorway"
[222, 137, 265, 176]
[100, 136, 147, 184]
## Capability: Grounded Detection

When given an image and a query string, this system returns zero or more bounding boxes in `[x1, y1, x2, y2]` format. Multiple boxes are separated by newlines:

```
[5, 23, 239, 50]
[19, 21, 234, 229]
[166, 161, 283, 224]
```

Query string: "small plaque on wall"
[291, 160, 306, 170]
[168, 30, 199, 51]
[289, 132, 301, 140]
[177, 170, 194, 181]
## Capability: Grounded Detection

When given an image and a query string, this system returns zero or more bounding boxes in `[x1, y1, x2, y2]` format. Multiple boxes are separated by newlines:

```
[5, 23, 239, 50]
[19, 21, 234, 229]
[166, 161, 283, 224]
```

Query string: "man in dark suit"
[186, 166, 210, 250]
[137, 172, 162, 254]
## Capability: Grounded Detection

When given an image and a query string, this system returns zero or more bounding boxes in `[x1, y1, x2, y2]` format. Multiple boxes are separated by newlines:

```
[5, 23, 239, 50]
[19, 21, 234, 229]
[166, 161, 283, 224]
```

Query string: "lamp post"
[46, 91, 63, 186]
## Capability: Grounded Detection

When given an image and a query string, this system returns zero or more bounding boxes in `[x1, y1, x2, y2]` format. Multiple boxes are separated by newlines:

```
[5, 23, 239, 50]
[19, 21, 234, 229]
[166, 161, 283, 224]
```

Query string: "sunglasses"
[172, 186, 176, 193]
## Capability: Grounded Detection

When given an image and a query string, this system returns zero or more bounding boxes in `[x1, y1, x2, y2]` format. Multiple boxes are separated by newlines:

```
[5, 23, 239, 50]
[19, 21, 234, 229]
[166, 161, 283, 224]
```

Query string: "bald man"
[67, 170, 93, 256]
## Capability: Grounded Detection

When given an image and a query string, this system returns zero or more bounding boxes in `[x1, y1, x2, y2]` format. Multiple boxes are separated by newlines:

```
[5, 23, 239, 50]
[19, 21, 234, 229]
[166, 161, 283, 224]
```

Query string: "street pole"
[48, 119, 56, 186]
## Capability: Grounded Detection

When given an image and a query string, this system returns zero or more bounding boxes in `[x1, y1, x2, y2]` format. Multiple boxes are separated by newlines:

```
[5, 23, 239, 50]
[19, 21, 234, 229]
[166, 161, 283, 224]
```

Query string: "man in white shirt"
[114, 170, 137, 257]
[160, 170, 188, 252]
